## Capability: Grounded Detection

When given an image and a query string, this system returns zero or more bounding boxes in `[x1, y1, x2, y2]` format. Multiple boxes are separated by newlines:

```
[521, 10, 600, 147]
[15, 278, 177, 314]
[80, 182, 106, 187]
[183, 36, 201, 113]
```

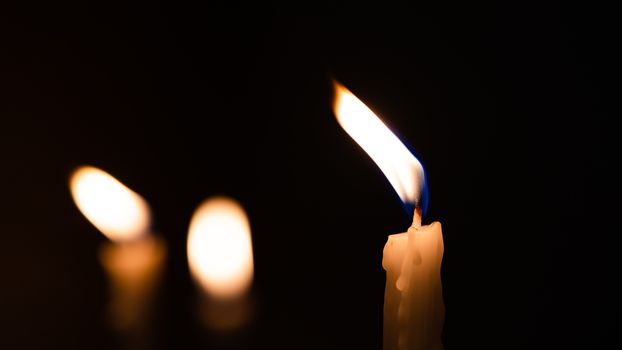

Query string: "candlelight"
[69, 166, 150, 242]
[333, 81, 425, 207]
[187, 197, 254, 300]
[69, 165, 165, 343]
[333, 81, 444, 350]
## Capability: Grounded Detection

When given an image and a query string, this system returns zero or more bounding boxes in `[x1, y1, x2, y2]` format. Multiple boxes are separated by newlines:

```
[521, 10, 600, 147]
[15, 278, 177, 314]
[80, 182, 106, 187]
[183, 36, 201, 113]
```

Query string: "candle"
[333, 82, 445, 350]
[383, 210, 444, 350]
[187, 196, 254, 332]
[69, 166, 166, 345]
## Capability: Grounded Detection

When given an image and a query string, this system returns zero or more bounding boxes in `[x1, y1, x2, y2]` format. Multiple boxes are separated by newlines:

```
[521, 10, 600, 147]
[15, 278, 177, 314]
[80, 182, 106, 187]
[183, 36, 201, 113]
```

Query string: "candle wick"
[411, 207, 422, 229]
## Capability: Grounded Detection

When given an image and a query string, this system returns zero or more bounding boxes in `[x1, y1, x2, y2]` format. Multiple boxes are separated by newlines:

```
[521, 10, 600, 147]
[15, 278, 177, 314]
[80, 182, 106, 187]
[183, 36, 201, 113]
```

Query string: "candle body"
[197, 292, 254, 332]
[383, 222, 444, 350]
[99, 236, 166, 338]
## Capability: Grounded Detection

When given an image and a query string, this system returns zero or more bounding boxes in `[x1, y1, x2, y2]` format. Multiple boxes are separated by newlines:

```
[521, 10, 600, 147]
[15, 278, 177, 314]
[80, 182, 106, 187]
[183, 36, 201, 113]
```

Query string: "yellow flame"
[187, 197, 254, 300]
[333, 81, 424, 204]
[69, 166, 151, 242]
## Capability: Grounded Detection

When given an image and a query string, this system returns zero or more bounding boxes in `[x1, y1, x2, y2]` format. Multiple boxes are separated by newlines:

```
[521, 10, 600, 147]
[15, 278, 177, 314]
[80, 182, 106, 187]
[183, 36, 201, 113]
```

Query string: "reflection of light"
[69, 166, 150, 242]
[187, 197, 254, 300]
[333, 81, 425, 205]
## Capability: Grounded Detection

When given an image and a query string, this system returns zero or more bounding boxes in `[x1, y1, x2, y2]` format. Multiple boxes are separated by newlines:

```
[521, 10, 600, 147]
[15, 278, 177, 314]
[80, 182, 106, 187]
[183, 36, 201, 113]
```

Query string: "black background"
[1, 3, 619, 350]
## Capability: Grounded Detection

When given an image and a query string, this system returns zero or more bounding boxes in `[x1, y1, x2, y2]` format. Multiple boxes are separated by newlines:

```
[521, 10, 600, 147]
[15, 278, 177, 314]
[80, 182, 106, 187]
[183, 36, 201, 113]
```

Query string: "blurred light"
[187, 197, 254, 300]
[69, 166, 150, 242]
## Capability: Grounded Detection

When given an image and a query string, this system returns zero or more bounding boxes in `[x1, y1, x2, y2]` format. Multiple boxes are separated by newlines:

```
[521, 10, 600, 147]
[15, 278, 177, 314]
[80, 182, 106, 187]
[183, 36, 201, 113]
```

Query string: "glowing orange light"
[69, 166, 151, 242]
[187, 197, 254, 300]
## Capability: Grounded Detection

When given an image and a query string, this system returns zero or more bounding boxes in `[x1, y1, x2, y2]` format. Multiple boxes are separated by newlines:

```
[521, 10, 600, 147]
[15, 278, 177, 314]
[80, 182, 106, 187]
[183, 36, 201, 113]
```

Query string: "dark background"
[1, 3, 619, 350]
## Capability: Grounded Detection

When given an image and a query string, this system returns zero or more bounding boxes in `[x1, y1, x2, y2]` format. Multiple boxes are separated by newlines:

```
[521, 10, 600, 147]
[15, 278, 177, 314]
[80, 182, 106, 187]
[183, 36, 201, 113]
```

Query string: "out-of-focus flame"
[69, 166, 151, 243]
[333, 81, 425, 208]
[187, 197, 254, 300]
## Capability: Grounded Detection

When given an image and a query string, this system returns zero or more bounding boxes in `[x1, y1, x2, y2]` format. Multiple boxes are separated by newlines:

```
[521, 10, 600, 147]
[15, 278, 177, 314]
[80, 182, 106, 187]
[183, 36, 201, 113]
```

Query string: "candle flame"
[333, 81, 426, 210]
[187, 197, 254, 300]
[69, 166, 151, 243]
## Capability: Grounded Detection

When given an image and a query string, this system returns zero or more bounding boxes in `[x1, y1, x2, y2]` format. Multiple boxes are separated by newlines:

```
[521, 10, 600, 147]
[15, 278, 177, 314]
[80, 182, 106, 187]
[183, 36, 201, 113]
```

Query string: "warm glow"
[187, 197, 254, 299]
[333, 81, 425, 205]
[69, 166, 151, 242]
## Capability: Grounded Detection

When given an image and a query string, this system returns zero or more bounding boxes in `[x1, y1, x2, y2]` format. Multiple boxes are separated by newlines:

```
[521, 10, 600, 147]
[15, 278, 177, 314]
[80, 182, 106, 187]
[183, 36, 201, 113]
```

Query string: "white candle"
[383, 210, 444, 350]
[333, 81, 444, 350]
[69, 166, 166, 341]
